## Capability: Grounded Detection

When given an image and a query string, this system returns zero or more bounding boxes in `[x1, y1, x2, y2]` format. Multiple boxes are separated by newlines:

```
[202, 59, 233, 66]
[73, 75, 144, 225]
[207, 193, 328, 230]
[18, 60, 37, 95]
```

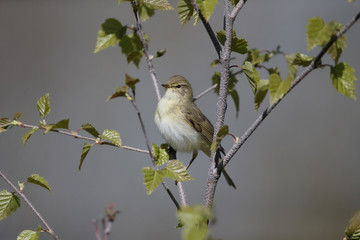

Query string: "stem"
[130, 100, 181, 209]
[221, 11, 360, 169]
[190, 0, 222, 58]
[193, 84, 218, 102]
[18, 123, 150, 154]
[0, 169, 60, 240]
[132, 2, 161, 101]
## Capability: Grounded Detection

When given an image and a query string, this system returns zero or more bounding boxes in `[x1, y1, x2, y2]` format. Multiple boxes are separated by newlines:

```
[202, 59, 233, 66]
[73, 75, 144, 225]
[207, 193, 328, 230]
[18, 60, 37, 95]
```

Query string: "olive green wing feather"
[181, 103, 214, 146]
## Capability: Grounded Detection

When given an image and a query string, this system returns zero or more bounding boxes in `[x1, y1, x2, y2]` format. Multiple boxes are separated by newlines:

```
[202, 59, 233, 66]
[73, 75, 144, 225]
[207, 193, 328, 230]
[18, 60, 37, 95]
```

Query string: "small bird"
[154, 75, 236, 188]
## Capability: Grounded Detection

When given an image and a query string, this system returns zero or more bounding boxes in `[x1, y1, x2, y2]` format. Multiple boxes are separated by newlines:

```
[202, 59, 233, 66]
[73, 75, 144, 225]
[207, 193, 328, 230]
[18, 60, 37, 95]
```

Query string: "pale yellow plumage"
[154, 75, 236, 188]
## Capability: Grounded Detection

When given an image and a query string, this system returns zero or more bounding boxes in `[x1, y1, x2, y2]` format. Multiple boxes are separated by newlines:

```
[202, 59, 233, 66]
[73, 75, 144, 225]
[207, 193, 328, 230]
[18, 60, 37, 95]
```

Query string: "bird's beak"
[162, 84, 170, 88]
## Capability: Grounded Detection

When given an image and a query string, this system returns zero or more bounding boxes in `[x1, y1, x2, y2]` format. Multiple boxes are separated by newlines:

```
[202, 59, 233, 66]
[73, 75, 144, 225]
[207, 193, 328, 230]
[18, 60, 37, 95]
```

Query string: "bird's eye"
[176, 85, 181, 88]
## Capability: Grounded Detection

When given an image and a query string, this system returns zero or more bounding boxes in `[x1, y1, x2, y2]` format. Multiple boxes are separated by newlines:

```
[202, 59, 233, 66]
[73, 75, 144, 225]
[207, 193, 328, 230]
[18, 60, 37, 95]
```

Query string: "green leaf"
[0, 118, 12, 129]
[119, 33, 146, 67]
[27, 174, 51, 192]
[197, 0, 218, 22]
[44, 119, 70, 134]
[0, 127, 6, 133]
[254, 79, 269, 111]
[138, 4, 155, 22]
[322, 21, 346, 63]
[269, 73, 293, 105]
[13, 112, 22, 120]
[152, 143, 169, 166]
[94, 30, 120, 54]
[293, 53, 315, 67]
[155, 49, 167, 58]
[306, 17, 326, 51]
[177, 0, 198, 25]
[17, 226, 41, 240]
[106, 86, 130, 102]
[0, 190, 21, 221]
[142, 0, 174, 10]
[81, 123, 100, 138]
[210, 59, 220, 68]
[125, 74, 140, 92]
[217, 30, 248, 54]
[163, 160, 194, 182]
[306, 17, 346, 63]
[242, 61, 260, 93]
[79, 142, 92, 171]
[142, 167, 164, 195]
[177, 205, 214, 240]
[210, 125, 228, 152]
[286, 54, 298, 77]
[101, 129, 122, 147]
[345, 210, 360, 240]
[229, 89, 240, 118]
[37, 93, 51, 118]
[22, 127, 39, 145]
[330, 62, 357, 100]
[101, 18, 123, 35]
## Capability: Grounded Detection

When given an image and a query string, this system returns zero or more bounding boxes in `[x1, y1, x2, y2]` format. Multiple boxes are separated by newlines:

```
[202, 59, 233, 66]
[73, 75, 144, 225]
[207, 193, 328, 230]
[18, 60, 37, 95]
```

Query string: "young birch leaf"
[177, 205, 213, 240]
[44, 119, 70, 134]
[346, 210, 360, 240]
[322, 21, 346, 63]
[197, 0, 218, 22]
[306, 17, 326, 51]
[269, 73, 282, 105]
[210, 125, 229, 152]
[0, 127, 6, 133]
[107, 86, 129, 102]
[125, 74, 140, 92]
[177, 0, 198, 25]
[17, 226, 41, 240]
[254, 79, 269, 111]
[102, 129, 122, 147]
[330, 62, 357, 100]
[229, 89, 240, 118]
[22, 127, 39, 145]
[94, 30, 120, 54]
[155, 49, 167, 58]
[164, 160, 194, 182]
[27, 174, 52, 192]
[142, 167, 164, 195]
[81, 123, 100, 138]
[138, 4, 156, 21]
[13, 112, 22, 120]
[152, 144, 169, 166]
[242, 61, 260, 93]
[37, 93, 51, 118]
[142, 0, 174, 10]
[101, 18, 123, 35]
[79, 142, 92, 171]
[0, 118, 12, 130]
[0, 190, 21, 221]
[217, 30, 248, 54]
[293, 53, 315, 67]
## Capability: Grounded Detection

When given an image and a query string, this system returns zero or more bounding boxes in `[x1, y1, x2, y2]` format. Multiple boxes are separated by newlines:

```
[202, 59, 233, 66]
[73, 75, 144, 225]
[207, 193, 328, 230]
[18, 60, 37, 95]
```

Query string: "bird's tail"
[222, 168, 236, 189]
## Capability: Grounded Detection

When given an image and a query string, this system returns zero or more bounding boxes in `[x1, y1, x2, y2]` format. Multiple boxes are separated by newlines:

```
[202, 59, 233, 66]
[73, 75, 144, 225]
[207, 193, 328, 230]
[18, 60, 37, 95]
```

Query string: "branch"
[193, 84, 218, 102]
[190, 0, 222, 58]
[132, 2, 161, 101]
[129, 99, 181, 209]
[221, 11, 360, 169]
[18, 122, 150, 154]
[0, 169, 60, 240]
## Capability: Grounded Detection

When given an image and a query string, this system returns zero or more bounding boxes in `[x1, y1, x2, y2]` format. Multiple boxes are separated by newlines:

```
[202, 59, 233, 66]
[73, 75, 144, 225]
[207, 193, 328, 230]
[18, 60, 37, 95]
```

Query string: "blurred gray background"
[1, 0, 359, 239]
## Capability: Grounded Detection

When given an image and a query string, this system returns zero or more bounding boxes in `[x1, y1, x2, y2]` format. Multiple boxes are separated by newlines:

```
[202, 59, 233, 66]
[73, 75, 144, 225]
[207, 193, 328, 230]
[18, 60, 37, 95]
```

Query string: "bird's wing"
[182, 103, 214, 146]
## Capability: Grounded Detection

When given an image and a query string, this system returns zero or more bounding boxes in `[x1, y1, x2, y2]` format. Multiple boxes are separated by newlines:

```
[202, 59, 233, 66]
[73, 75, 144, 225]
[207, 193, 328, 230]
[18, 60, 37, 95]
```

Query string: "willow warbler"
[154, 75, 236, 188]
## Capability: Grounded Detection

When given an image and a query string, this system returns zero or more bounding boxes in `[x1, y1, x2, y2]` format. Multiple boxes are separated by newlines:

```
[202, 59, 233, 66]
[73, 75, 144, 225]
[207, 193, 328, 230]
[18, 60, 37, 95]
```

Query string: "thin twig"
[0, 169, 60, 240]
[190, 0, 222, 58]
[132, 1, 161, 101]
[177, 182, 187, 206]
[18, 123, 150, 154]
[130, 100, 156, 166]
[130, 100, 181, 208]
[193, 84, 218, 102]
[221, 11, 360, 169]
[93, 219, 102, 240]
